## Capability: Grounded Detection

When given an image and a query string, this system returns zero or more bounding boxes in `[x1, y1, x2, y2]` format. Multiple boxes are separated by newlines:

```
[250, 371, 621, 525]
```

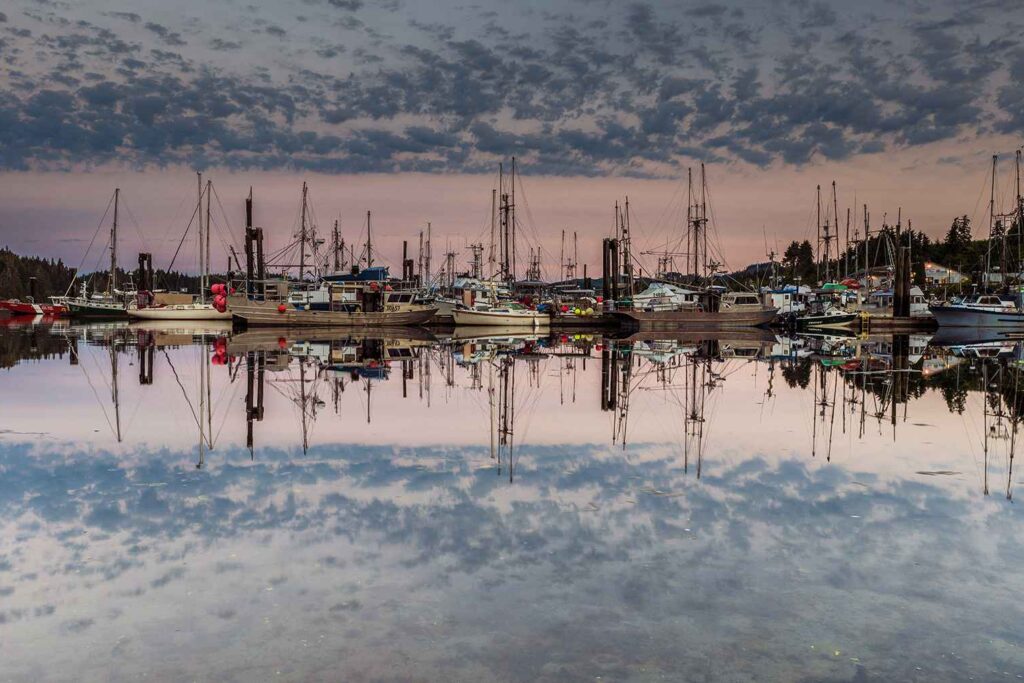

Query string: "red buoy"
[277, 303, 287, 313]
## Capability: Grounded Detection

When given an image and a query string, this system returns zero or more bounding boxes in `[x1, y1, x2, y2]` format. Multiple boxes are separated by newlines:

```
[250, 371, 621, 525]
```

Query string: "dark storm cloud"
[0, 0, 1019, 174]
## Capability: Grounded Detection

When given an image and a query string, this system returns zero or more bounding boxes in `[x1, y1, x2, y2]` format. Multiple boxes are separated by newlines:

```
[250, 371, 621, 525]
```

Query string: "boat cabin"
[721, 292, 763, 309]
[631, 282, 701, 311]
[862, 286, 929, 316]
[762, 285, 815, 314]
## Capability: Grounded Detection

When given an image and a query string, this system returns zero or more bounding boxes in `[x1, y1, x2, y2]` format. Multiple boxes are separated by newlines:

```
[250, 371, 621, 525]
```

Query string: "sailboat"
[66, 188, 133, 319]
[128, 173, 231, 321]
[451, 159, 550, 328]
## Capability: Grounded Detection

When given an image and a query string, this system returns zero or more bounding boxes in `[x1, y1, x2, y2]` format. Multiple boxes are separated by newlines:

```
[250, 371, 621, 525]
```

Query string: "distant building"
[924, 262, 964, 285]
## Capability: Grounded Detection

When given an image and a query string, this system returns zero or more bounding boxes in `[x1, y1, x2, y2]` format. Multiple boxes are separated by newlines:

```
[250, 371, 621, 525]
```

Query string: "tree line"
[773, 211, 1024, 288]
[0, 247, 221, 301]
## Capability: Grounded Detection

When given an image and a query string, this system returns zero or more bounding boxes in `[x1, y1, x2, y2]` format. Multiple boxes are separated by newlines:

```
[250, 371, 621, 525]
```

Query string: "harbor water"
[0, 321, 1022, 681]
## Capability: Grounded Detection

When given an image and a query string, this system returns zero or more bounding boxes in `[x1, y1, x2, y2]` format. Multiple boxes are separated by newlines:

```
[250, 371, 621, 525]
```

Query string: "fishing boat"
[230, 280, 437, 327]
[606, 167, 777, 330]
[67, 289, 131, 319]
[615, 304, 778, 330]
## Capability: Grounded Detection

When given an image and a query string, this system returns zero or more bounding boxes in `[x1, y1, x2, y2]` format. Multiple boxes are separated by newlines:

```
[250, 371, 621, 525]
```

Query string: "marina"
[3, 0, 1024, 678]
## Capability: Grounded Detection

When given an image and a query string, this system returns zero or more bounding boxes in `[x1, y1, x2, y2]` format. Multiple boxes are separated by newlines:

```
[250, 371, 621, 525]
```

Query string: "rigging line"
[206, 189, 240, 260]
[161, 349, 204, 434]
[165, 186, 205, 275]
[64, 192, 115, 296]
[74, 345, 118, 440]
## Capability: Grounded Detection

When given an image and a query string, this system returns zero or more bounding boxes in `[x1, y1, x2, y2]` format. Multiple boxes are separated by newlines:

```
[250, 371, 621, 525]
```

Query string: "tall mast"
[299, 182, 308, 280]
[425, 221, 431, 284]
[816, 184, 821, 284]
[489, 188, 497, 278]
[987, 155, 997, 285]
[196, 172, 203, 292]
[863, 204, 870, 278]
[366, 210, 373, 267]
[511, 157, 517, 282]
[1017, 149, 1023, 277]
[110, 187, 120, 295]
[832, 180, 839, 282]
[845, 207, 851, 280]
[204, 179, 212, 302]
[333, 219, 341, 272]
[499, 163, 506, 279]
[687, 168, 693, 279]
[622, 196, 634, 295]
[700, 163, 708, 282]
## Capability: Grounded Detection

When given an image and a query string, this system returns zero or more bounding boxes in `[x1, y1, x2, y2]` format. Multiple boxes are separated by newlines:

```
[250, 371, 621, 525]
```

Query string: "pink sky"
[0, 140, 1019, 277]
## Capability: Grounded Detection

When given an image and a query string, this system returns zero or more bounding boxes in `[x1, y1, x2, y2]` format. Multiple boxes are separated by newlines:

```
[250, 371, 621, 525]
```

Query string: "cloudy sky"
[1, 0, 1023, 273]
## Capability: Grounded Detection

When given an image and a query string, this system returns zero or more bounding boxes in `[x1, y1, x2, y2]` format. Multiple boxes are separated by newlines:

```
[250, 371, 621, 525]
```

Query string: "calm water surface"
[0, 321, 1022, 682]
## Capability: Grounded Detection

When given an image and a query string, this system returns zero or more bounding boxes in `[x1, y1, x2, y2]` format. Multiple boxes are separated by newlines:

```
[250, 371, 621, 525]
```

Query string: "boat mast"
[489, 188, 497, 279]
[832, 180, 840, 282]
[845, 207, 851, 280]
[300, 182, 308, 280]
[205, 179, 212, 302]
[863, 204, 870, 281]
[110, 187, 120, 295]
[499, 163, 506, 280]
[700, 163, 708, 283]
[511, 157, 517, 283]
[622, 197, 634, 295]
[987, 155, 997, 288]
[332, 219, 341, 272]
[366, 210, 373, 268]
[196, 172, 203, 294]
[687, 168, 694, 279]
[1017, 149, 1023, 281]
[816, 184, 821, 284]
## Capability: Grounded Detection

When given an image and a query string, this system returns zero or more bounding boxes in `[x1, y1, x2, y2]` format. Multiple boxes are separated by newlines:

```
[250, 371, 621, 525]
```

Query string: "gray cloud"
[0, 0, 1019, 175]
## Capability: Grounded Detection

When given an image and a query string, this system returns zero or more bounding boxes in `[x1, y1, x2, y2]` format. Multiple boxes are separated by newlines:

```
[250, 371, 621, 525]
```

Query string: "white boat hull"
[929, 305, 1024, 328]
[452, 309, 550, 327]
[128, 304, 232, 321]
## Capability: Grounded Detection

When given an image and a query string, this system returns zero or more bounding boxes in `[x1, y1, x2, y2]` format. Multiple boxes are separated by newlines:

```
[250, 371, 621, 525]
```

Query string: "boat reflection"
[0, 321, 1021, 500]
